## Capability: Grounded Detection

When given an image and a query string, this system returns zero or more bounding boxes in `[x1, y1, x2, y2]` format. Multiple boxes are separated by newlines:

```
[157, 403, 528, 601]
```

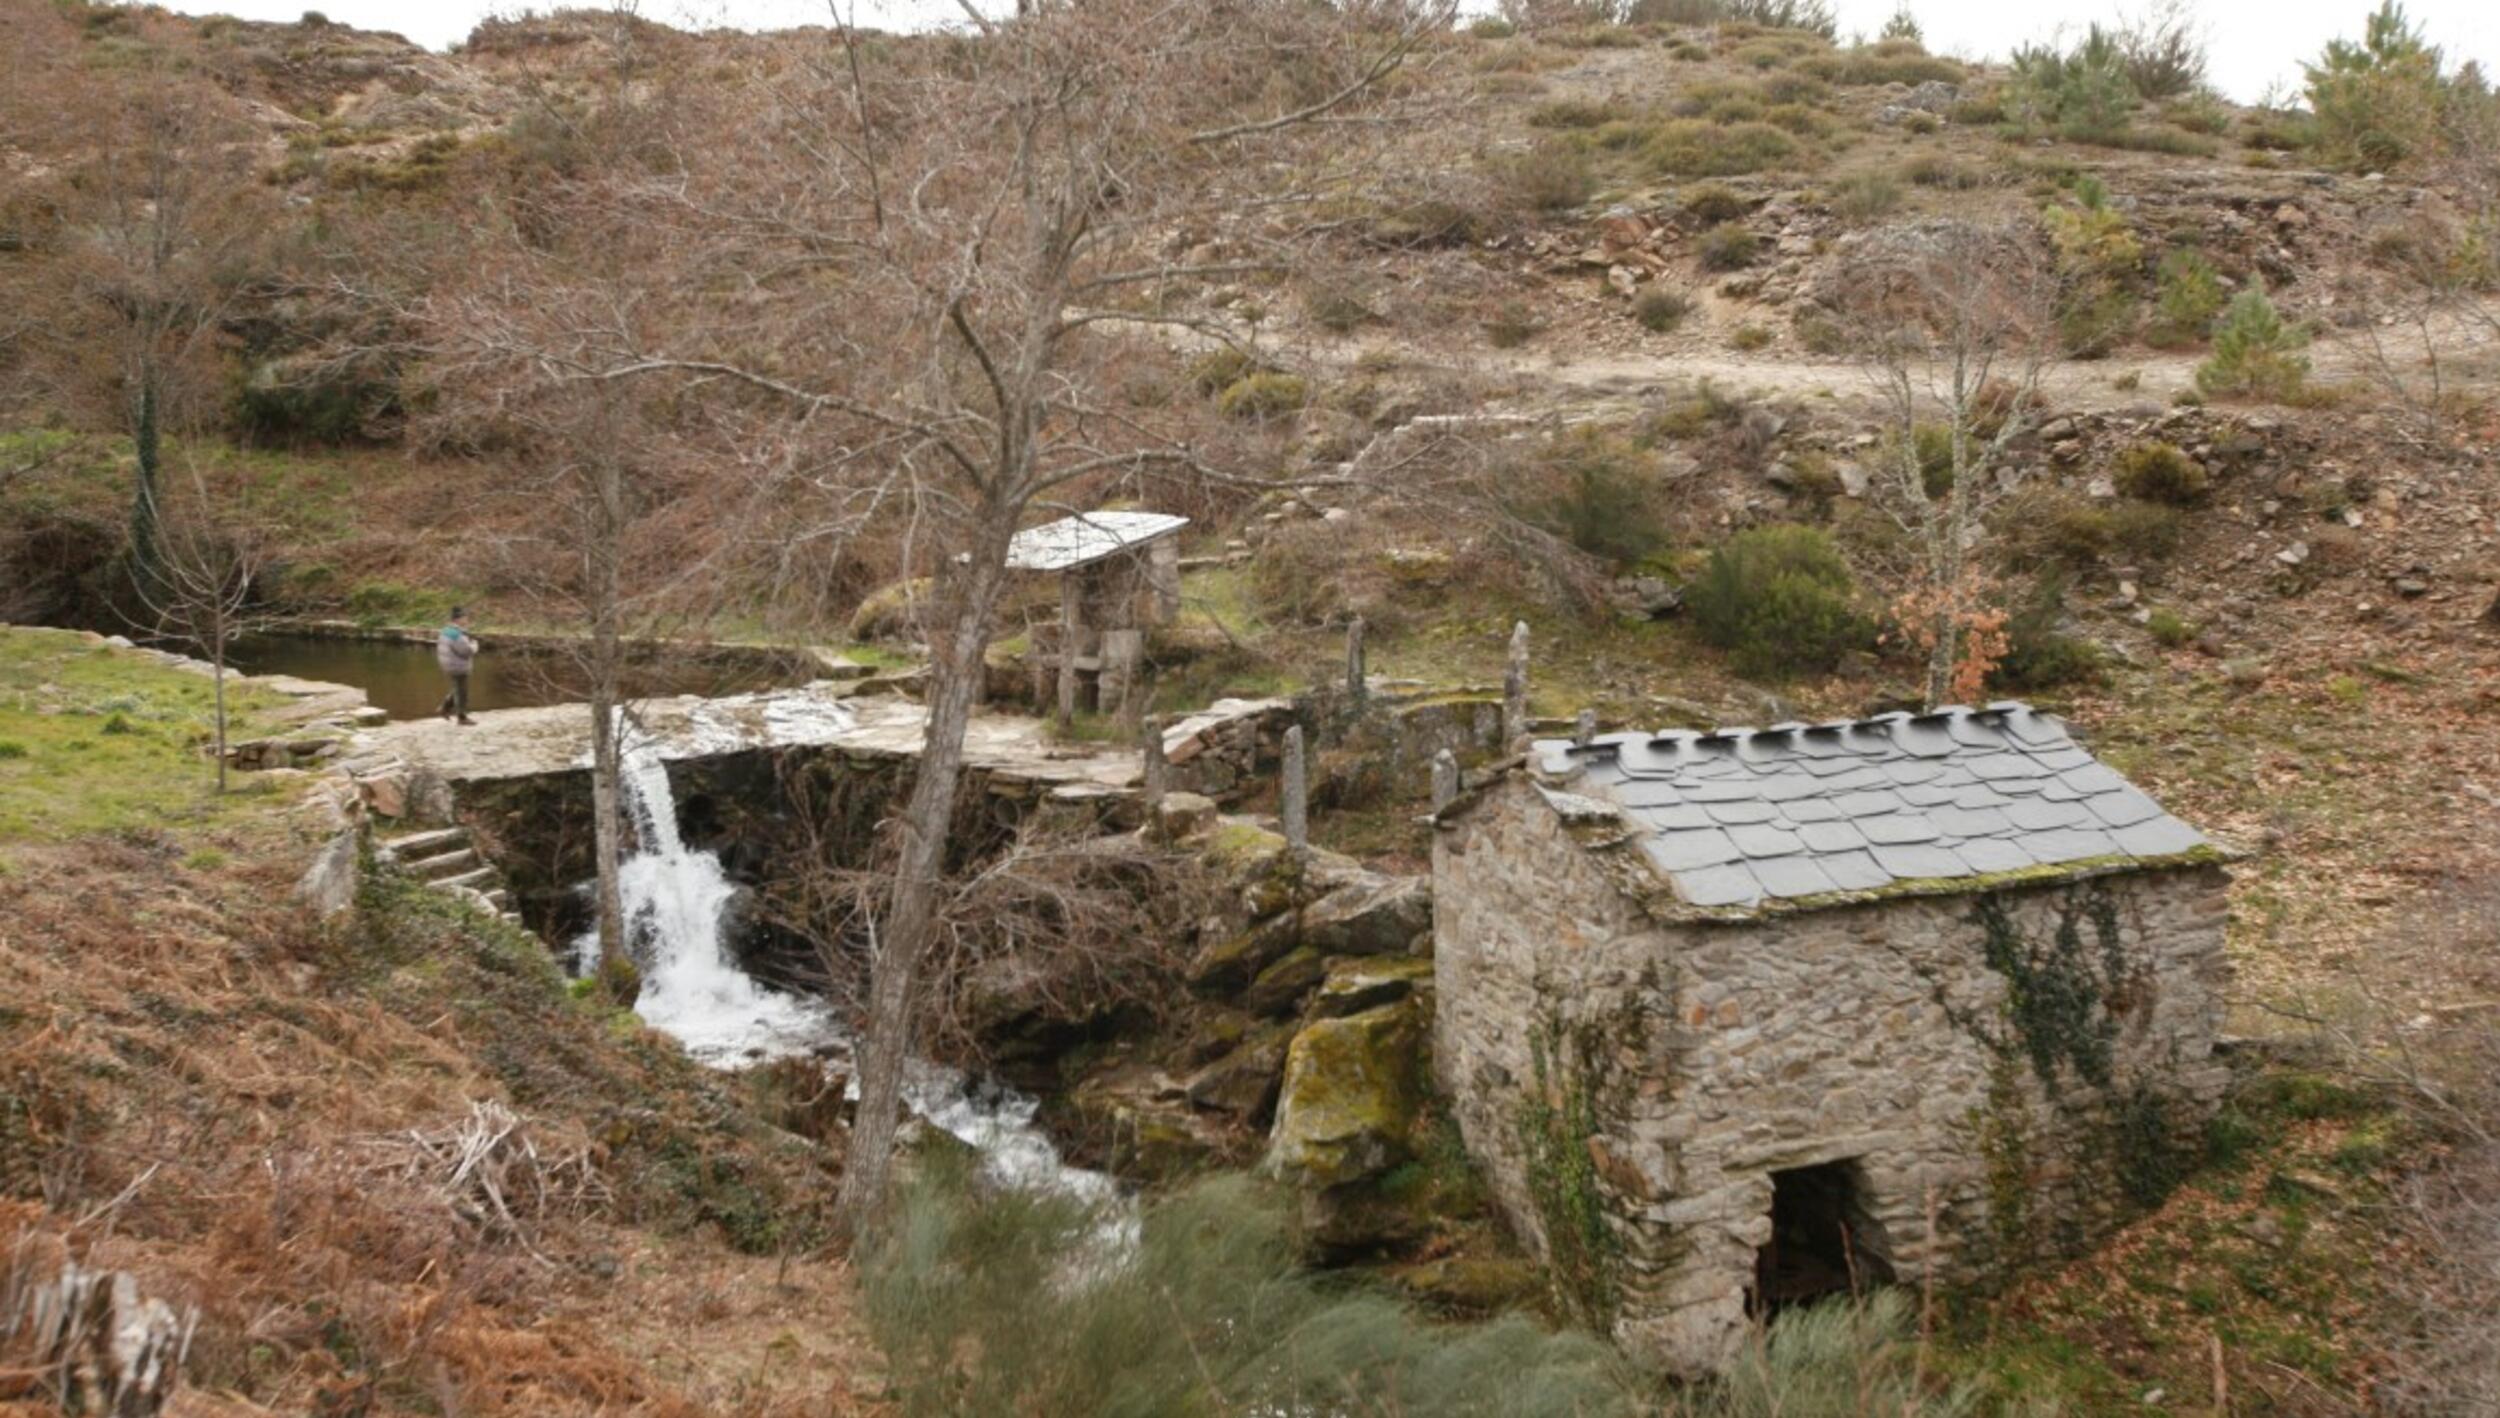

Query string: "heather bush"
[1687, 524, 1866, 678]
[1217, 372, 1309, 419]
[1636, 288, 1693, 332]
[2111, 440, 2209, 505]
[1495, 139, 1596, 212]
[1645, 120, 1797, 177]
[1698, 221, 1760, 271]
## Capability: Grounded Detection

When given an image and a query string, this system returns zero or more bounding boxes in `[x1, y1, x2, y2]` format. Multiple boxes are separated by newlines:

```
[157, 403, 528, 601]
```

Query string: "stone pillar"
[1574, 707, 1597, 748]
[1141, 714, 1169, 810]
[1345, 615, 1367, 709]
[1431, 748, 1460, 812]
[1056, 573, 1082, 727]
[1502, 620, 1530, 749]
[1281, 724, 1309, 852]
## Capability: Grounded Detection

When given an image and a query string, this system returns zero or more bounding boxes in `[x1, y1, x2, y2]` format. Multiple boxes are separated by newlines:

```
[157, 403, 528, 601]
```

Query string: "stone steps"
[376, 827, 525, 930]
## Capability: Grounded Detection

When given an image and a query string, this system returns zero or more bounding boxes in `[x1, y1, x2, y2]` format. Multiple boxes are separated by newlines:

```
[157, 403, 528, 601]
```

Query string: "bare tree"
[131, 455, 269, 794]
[1834, 222, 2057, 708]
[595, 0, 1452, 1227]
[49, 71, 267, 599]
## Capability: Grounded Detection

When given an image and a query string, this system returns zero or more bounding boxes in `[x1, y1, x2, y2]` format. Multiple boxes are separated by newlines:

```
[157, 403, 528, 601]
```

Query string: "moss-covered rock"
[1267, 999, 1427, 1191]
[1386, 1256, 1546, 1318]
[1301, 873, 1432, 957]
[1183, 1018, 1298, 1123]
[1244, 945, 1328, 1017]
[1187, 916, 1299, 995]
[1310, 955, 1434, 1019]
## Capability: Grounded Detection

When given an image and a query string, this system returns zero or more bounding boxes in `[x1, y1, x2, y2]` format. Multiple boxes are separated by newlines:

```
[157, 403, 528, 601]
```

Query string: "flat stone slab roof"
[1534, 702, 2214, 913]
[1004, 510, 1189, 573]
[350, 683, 1288, 799]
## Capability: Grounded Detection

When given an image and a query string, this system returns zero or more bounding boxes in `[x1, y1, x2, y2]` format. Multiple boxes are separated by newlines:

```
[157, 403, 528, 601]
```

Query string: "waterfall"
[579, 713, 1111, 1201]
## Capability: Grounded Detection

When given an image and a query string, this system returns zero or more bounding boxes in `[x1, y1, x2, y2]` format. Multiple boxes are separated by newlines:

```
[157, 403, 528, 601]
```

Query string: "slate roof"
[1532, 702, 2213, 913]
[1005, 511, 1190, 573]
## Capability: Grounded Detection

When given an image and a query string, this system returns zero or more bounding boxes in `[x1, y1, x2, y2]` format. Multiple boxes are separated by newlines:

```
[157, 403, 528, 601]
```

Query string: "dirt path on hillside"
[1366, 299, 2500, 417]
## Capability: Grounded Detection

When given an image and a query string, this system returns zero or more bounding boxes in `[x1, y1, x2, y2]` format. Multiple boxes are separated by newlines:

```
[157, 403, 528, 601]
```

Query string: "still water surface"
[224, 632, 806, 721]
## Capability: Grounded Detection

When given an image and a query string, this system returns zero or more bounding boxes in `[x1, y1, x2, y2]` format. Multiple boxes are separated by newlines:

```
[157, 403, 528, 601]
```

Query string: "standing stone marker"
[1281, 724, 1309, 852]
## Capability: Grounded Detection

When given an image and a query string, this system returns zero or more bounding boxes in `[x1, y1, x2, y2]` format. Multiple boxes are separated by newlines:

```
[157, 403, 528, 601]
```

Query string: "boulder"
[1184, 1019, 1298, 1123]
[1187, 915, 1300, 995]
[1244, 945, 1328, 1017]
[1388, 1256, 1545, 1317]
[1153, 790, 1220, 842]
[1301, 873, 1431, 957]
[1310, 955, 1434, 1019]
[293, 828, 360, 917]
[1056, 1070, 1233, 1183]
[1267, 999, 1426, 1191]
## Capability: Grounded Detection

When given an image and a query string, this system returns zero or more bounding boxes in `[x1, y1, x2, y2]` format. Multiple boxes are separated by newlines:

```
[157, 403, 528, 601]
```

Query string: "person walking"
[436, 607, 480, 725]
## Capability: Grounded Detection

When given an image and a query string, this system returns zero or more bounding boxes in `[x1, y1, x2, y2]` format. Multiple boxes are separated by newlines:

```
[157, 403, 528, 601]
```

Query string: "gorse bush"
[1496, 139, 1596, 212]
[862, 1161, 1640, 1418]
[2197, 282, 2309, 400]
[1514, 429, 1672, 566]
[2111, 440, 2209, 505]
[1687, 524, 1865, 679]
[1646, 120, 1797, 178]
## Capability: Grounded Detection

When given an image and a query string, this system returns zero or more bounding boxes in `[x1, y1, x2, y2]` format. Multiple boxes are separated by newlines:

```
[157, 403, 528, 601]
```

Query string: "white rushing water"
[579, 714, 1111, 1200]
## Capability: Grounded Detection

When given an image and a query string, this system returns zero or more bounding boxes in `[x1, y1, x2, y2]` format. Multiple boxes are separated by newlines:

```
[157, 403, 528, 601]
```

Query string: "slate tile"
[1626, 801, 1714, 831]
[1931, 804, 2013, 837]
[1680, 780, 1759, 802]
[2001, 709, 2071, 748]
[1990, 779, 2046, 796]
[1838, 726, 1896, 755]
[2038, 780, 2085, 802]
[1611, 779, 1694, 808]
[1968, 753, 2048, 781]
[1817, 850, 1891, 891]
[2083, 790, 2164, 828]
[2005, 797, 2083, 831]
[1899, 783, 1959, 807]
[1755, 773, 1826, 802]
[1643, 827, 1742, 872]
[1870, 842, 1971, 878]
[1832, 789, 1903, 817]
[1781, 799, 1841, 822]
[1797, 820, 1869, 853]
[1802, 757, 1870, 777]
[1615, 739, 1687, 776]
[1704, 800, 1780, 826]
[1674, 863, 1763, 908]
[1951, 786, 2011, 809]
[2059, 763, 2129, 796]
[1947, 714, 2010, 749]
[2114, 817, 2207, 856]
[2020, 745, 2095, 772]
[1790, 728, 1851, 758]
[1955, 837, 2036, 874]
[1752, 854, 1841, 898]
[1880, 759, 1947, 786]
[2025, 826, 2120, 862]
[1860, 813, 1943, 845]
[1819, 766, 1891, 793]
[1536, 743, 1582, 775]
[1893, 718, 1959, 757]
[1729, 823, 1805, 857]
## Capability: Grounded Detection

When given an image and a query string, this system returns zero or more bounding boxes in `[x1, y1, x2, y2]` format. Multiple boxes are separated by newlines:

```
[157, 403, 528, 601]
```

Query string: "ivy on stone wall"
[1515, 1020, 1617, 1330]
[1969, 884, 2138, 1093]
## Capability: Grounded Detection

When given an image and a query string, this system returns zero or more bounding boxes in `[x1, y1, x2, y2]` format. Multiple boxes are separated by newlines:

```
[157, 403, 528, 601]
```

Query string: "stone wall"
[1433, 775, 2231, 1374]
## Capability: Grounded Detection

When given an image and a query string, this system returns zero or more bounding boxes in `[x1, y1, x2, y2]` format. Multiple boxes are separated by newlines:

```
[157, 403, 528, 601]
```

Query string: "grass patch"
[0, 628, 301, 841]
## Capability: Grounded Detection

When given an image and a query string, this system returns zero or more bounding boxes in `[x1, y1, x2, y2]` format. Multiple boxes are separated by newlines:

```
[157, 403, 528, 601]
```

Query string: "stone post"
[1574, 707, 1597, 748]
[1431, 748, 1460, 812]
[1345, 615, 1367, 709]
[1141, 714, 1169, 811]
[1501, 620, 1530, 749]
[1281, 724, 1309, 853]
[1056, 572, 1082, 728]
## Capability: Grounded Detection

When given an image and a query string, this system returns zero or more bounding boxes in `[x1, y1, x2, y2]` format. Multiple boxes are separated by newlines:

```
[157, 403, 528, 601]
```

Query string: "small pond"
[224, 631, 813, 721]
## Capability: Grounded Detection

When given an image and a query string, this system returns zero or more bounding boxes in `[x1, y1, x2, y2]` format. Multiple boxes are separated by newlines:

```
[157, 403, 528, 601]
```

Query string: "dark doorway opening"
[1750, 1160, 1896, 1315]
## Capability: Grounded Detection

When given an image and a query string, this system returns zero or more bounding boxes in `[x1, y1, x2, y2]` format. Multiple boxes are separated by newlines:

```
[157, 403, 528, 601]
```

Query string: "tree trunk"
[210, 635, 228, 795]
[586, 455, 637, 1003]
[834, 542, 1010, 1234]
[129, 372, 162, 599]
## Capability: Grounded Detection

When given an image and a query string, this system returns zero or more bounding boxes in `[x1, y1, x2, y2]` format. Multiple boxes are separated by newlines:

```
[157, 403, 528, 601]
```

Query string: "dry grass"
[0, 835, 875, 1416]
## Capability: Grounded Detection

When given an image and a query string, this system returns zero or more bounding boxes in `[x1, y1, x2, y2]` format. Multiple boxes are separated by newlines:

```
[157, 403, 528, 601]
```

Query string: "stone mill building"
[1430, 703, 2232, 1374]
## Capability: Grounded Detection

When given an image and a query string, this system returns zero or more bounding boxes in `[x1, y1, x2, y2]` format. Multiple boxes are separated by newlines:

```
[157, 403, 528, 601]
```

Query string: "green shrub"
[1697, 221, 1759, 271]
[1514, 429, 1672, 566]
[1468, 15, 1516, 38]
[861, 1162, 1641, 1418]
[2007, 26, 2140, 140]
[1530, 98, 1624, 129]
[1879, 5, 1920, 43]
[2042, 178, 2142, 357]
[1730, 323, 1773, 351]
[1829, 171, 1901, 223]
[1800, 45, 1962, 87]
[1681, 182, 1750, 224]
[1635, 288, 1693, 332]
[2105, 499, 2185, 562]
[1189, 347, 1259, 396]
[1485, 302, 1542, 349]
[2147, 608, 2194, 647]
[1495, 140, 1596, 213]
[2117, 5, 2207, 101]
[2111, 440, 2209, 505]
[1645, 120, 1797, 178]
[1217, 372, 1309, 419]
[1900, 154, 1983, 189]
[2303, 2, 2462, 171]
[1993, 575, 2102, 691]
[2147, 247, 2225, 347]
[2197, 283, 2310, 400]
[1687, 525, 1866, 679]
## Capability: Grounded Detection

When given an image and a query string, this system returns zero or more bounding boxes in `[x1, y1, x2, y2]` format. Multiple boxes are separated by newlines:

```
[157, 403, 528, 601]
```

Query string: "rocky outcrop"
[1267, 999, 1427, 1193]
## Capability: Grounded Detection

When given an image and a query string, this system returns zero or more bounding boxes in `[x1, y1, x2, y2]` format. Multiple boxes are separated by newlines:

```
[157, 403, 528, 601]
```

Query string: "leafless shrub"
[358, 1101, 605, 1262]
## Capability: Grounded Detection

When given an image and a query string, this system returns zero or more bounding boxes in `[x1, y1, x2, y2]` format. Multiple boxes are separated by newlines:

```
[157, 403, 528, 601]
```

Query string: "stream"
[584, 716, 1115, 1201]
[225, 631, 808, 721]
